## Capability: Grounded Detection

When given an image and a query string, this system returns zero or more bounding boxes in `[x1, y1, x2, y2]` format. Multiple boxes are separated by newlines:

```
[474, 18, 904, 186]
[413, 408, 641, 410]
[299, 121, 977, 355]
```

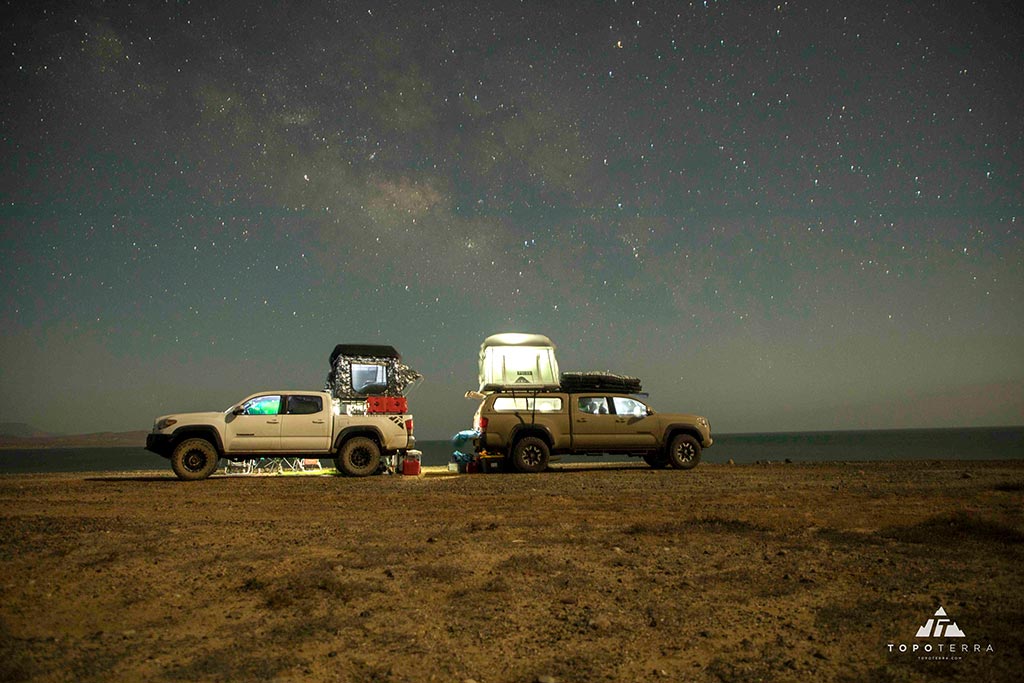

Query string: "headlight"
[156, 418, 177, 431]
[698, 417, 710, 430]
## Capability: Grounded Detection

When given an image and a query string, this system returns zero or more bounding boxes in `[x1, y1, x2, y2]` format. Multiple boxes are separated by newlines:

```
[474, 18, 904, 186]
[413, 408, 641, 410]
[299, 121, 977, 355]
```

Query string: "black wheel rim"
[184, 450, 207, 472]
[351, 448, 372, 468]
[675, 442, 695, 463]
[522, 444, 544, 467]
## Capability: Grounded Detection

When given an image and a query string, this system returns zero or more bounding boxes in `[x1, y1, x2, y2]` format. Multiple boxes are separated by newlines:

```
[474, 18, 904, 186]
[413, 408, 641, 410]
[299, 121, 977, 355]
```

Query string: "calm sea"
[0, 427, 1021, 474]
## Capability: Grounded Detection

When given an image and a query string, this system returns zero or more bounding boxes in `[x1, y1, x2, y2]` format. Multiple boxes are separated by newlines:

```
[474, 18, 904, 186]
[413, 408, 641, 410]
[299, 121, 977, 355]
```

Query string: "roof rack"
[480, 383, 562, 394]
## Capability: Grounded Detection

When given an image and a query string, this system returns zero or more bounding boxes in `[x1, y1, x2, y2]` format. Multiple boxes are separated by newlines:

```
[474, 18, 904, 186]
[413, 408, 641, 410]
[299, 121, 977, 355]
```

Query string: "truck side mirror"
[232, 407, 245, 416]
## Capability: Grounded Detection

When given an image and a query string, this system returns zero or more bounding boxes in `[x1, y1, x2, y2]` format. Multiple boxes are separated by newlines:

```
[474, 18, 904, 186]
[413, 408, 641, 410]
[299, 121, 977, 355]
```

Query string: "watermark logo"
[887, 606, 994, 661]
[915, 606, 966, 638]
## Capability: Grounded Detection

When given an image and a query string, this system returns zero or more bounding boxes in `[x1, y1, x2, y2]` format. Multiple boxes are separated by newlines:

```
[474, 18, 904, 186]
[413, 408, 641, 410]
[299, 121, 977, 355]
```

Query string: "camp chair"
[223, 459, 255, 475]
[254, 458, 282, 474]
[280, 458, 304, 472]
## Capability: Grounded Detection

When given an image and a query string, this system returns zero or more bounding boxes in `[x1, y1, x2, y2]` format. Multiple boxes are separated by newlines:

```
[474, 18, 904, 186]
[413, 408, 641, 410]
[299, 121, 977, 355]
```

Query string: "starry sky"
[2, 0, 1022, 439]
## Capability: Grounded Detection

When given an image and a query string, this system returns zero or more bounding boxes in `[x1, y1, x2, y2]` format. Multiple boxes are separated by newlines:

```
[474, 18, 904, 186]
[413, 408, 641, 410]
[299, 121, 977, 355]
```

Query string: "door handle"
[312, 419, 325, 424]
[266, 419, 279, 424]
[576, 418, 588, 422]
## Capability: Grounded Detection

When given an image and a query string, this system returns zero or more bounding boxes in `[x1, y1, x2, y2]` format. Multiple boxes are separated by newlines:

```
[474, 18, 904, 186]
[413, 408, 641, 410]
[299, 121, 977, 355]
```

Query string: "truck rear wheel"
[512, 436, 549, 473]
[336, 437, 381, 477]
[171, 438, 220, 481]
[667, 434, 701, 470]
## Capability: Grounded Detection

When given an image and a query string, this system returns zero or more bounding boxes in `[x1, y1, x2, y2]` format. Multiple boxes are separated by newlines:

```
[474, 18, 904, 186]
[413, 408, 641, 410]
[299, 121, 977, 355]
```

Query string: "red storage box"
[402, 452, 421, 476]
[386, 397, 408, 413]
[367, 396, 387, 414]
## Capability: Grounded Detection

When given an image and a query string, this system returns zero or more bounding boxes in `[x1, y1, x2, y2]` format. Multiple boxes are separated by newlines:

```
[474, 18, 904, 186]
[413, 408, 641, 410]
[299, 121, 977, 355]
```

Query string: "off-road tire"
[171, 438, 220, 481]
[643, 451, 670, 469]
[511, 436, 550, 473]
[667, 434, 701, 470]
[336, 437, 381, 477]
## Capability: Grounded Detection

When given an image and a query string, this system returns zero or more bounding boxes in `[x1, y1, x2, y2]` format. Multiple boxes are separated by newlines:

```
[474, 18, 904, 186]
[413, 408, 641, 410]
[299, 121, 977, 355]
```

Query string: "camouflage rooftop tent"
[325, 344, 423, 399]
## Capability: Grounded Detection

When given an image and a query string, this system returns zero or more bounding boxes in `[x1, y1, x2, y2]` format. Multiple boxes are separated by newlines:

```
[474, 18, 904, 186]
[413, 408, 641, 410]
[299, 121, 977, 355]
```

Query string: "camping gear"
[451, 430, 479, 463]
[479, 457, 502, 473]
[560, 371, 643, 393]
[402, 451, 422, 476]
[478, 333, 560, 391]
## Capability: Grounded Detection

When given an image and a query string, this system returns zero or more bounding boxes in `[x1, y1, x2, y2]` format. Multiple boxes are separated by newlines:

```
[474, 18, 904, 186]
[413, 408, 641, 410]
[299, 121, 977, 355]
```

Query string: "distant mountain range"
[0, 423, 148, 449]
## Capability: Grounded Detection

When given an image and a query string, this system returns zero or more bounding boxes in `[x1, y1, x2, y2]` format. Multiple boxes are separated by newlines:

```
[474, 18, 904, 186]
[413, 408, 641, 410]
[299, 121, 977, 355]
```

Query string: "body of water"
[0, 427, 1021, 474]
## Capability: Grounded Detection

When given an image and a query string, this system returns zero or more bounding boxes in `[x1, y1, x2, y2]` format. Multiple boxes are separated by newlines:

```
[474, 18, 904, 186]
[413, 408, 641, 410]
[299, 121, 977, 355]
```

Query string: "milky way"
[2, 1, 1021, 437]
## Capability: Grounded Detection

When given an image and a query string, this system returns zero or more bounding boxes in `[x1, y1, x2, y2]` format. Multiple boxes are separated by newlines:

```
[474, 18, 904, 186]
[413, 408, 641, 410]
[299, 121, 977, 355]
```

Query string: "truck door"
[571, 395, 621, 449]
[610, 396, 659, 448]
[280, 394, 331, 451]
[225, 394, 282, 452]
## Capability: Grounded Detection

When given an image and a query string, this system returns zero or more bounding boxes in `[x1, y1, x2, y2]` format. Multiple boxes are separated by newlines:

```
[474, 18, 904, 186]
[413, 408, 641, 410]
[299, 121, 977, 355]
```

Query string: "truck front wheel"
[667, 434, 701, 470]
[171, 438, 220, 481]
[336, 437, 381, 477]
[512, 437, 549, 473]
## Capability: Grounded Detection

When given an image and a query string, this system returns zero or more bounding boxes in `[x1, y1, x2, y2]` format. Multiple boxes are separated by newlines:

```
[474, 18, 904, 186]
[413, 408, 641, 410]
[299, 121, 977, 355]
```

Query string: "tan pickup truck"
[470, 390, 712, 472]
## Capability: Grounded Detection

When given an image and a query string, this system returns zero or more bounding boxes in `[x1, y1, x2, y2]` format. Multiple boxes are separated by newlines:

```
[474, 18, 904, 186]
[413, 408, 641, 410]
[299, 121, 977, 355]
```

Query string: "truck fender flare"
[334, 426, 385, 453]
[663, 425, 702, 448]
[170, 426, 225, 454]
[509, 424, 555, 449]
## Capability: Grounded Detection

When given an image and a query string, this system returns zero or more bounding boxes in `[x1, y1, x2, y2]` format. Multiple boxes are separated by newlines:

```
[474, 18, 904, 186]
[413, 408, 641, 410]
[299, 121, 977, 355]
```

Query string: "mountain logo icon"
[915, 607, 966, 638]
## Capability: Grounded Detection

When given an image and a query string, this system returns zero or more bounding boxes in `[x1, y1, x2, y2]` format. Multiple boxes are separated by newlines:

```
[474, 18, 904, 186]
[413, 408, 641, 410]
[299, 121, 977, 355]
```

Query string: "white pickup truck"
[146, 390, 415, 480]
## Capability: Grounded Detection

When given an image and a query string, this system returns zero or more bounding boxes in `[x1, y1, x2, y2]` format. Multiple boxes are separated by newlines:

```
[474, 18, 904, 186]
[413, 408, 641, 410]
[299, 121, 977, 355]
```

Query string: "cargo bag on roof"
[559, 371, 643, 394]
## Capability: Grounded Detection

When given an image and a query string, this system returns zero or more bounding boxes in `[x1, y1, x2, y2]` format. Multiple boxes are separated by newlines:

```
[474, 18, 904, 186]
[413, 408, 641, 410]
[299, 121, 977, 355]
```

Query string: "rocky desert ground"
[1, 460, 1022, 682]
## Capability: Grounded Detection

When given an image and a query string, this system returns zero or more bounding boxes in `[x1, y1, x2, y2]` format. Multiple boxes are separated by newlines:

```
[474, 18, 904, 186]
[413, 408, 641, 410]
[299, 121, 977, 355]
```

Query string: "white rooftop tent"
[478, 333, 560, 391]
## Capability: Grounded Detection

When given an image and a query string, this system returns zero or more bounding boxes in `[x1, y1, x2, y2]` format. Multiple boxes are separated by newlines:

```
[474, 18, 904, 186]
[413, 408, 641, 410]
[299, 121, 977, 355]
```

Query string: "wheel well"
[171, 427, 223, 455]
[511, 428, 552, 449]
[335, 429, 383, 452]
[665, 428, 701, 447]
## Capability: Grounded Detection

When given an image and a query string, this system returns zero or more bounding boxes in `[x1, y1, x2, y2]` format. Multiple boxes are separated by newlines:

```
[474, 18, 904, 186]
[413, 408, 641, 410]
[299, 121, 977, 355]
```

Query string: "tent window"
[351, 363, 387, 394]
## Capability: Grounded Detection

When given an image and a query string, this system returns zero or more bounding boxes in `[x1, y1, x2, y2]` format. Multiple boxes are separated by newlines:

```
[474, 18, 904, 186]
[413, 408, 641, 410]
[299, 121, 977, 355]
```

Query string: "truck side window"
[578, 397, 608, 415]
[242, 395, 282, 415]
[286, 395, 323, 415]
[493, 397, 563, 412]
[612, 397, 645, 417]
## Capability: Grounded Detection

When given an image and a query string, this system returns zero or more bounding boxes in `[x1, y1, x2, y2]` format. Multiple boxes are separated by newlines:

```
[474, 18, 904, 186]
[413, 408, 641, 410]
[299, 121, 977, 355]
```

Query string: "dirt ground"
[1, 460, 1022, 683]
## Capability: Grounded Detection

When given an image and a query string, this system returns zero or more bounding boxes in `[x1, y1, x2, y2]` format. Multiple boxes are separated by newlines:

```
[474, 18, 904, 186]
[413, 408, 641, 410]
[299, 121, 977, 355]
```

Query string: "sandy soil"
[1, 460, 1022, 682]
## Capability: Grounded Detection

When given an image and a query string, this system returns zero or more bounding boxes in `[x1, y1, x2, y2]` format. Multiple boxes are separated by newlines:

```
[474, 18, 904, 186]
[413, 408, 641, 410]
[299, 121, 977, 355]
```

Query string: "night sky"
[2, 1, 1022, 439]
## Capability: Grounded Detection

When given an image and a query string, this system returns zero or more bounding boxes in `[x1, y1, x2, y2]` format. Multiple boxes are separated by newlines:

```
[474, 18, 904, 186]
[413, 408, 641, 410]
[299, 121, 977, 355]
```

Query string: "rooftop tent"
[329, 344, 401, 365]
[478, 333, 560, 391]
[325, 344, 422, 399]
